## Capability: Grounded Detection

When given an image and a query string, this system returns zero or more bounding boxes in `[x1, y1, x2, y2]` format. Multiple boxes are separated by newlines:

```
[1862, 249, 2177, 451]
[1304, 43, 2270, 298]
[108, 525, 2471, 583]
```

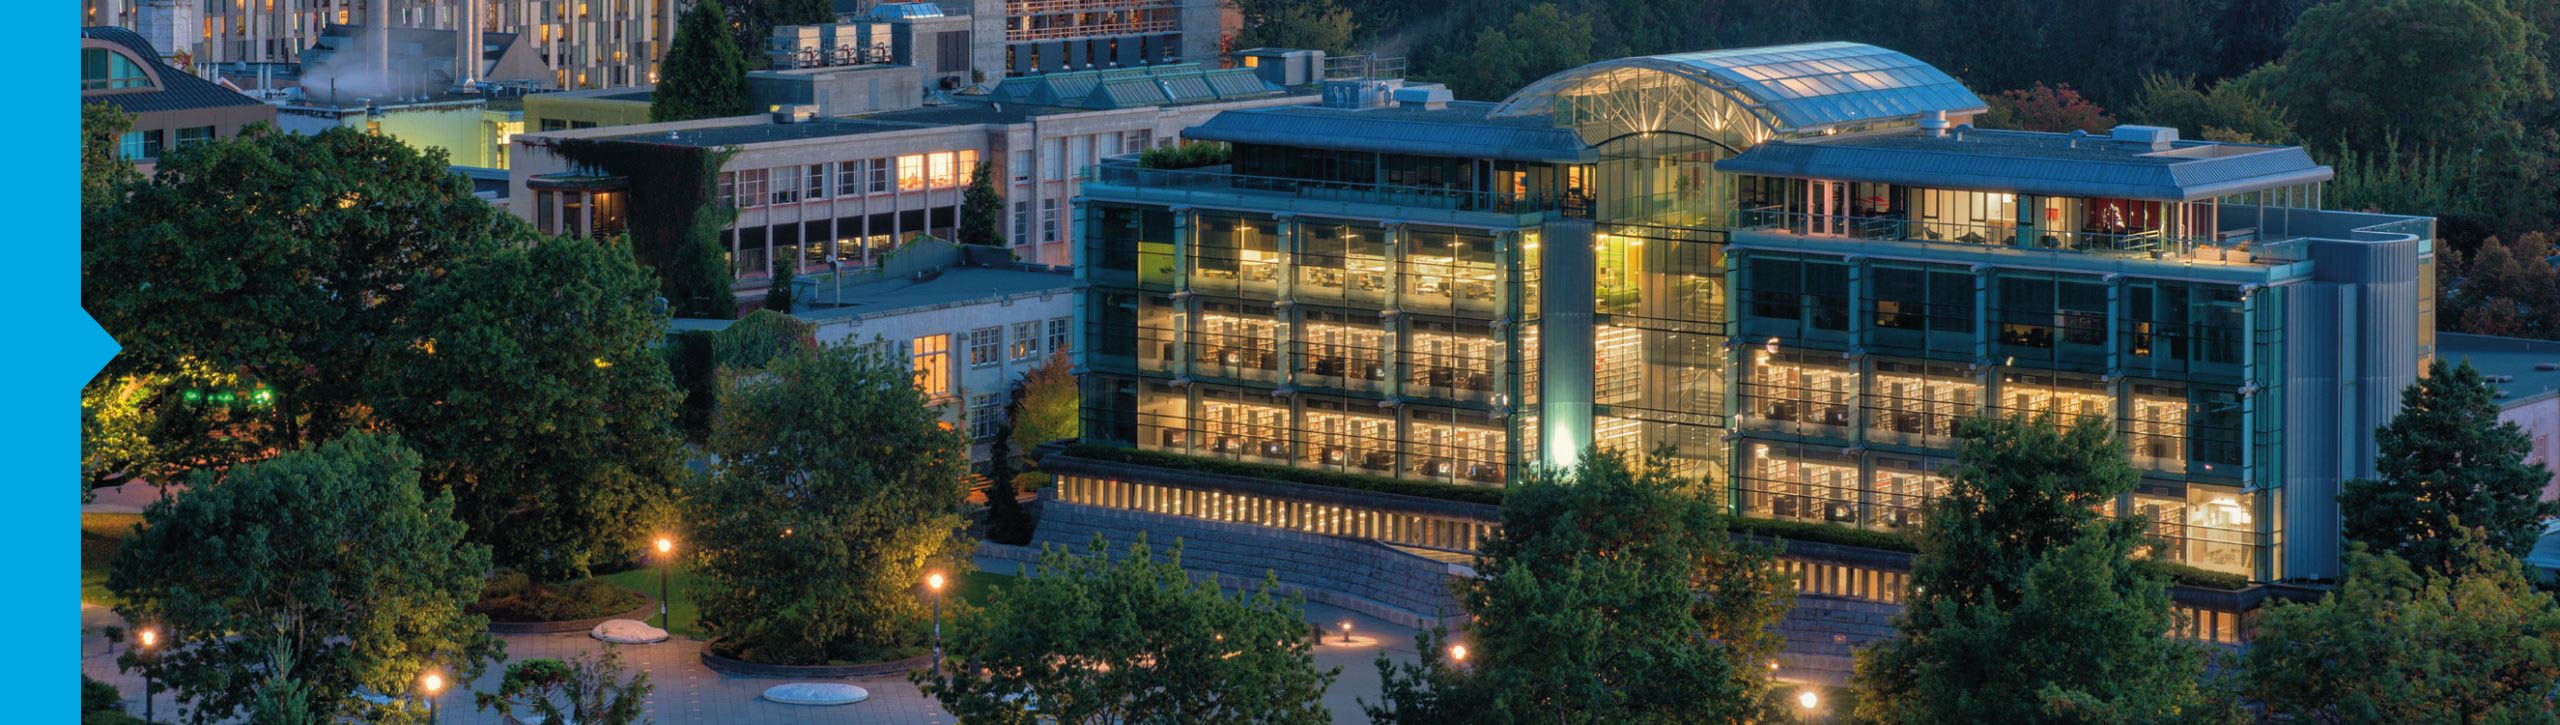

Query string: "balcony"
[1732, 207, 2272, 265]
[1081, 162, 1564, 227]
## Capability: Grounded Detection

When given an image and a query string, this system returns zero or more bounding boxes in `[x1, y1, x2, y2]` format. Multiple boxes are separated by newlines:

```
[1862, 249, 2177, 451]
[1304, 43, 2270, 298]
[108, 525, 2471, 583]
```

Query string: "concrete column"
[1539, 218, 1597, 467]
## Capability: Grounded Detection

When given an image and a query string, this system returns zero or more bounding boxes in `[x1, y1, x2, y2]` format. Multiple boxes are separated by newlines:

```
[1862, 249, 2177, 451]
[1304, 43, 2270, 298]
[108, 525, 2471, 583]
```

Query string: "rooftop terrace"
[1717, 126, 2332, 202]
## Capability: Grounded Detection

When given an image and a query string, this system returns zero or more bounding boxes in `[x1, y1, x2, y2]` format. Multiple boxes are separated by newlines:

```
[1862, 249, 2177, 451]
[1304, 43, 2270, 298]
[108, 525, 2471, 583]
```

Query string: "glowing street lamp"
[1447, 642, 1468, 664]
[1797, 688, 1821, 722]
[137, 628, 160, 723]
[926, 571, 948, 676]
[653, 536, 675, 630]
[1338, 620, 1353, 644]
[420, 670, 447, 723]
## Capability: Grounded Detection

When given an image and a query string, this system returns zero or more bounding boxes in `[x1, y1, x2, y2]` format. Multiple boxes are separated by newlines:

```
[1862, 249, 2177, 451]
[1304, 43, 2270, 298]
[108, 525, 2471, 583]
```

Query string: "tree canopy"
[1978, 83, 2117, 134]
[2340, 359, 2559, 574]
[1365, 449, 1793, 723]
[473, 646, 654, 725]
[370, 235, 688, 581]
[1854, 414, 2218, 722]
[108, 433, 501, 721]
[2245, 530, 2560, 722]
[1232, 0, 1358, 56]
[81, 102, 138, 213]
[691, 343, 973, 665]
[2123, 74, 2295, 144]
[83, 125, 528, 481]
[2259, 0, 2552, 156]
[1441, 3, 1595, 102]
[653, 0, 751, 122]
[917, 535, 1336, 724]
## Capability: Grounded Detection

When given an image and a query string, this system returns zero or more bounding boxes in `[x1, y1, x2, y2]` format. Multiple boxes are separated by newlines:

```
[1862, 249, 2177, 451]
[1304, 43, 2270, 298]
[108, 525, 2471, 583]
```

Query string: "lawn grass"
[81, 513, 143, 609]
[582, 566, 1015, 641]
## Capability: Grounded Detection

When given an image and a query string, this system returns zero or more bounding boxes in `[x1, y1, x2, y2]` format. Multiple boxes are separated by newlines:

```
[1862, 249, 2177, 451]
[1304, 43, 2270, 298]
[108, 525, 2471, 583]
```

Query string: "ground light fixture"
[1340, 620, 1353, 643]
[1798, 688, 1821, 719]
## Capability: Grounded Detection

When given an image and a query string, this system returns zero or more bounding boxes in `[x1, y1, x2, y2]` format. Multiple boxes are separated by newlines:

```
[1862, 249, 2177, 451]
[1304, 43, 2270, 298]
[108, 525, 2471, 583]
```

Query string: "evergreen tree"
[653, 1, 750, 122]
[764, 258, 796, 314]
[1854, 414, 2222, 722]
[2340, 359, 2559, 574]
[2247, 530, 2560, 722]
[1366, 449, 1793, 723]
[957, 161, 1004, 248]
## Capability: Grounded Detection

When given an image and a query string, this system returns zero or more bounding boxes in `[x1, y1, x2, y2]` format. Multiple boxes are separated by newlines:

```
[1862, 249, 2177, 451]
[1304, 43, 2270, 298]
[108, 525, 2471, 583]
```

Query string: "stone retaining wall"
[1029, 502, 1470, 630]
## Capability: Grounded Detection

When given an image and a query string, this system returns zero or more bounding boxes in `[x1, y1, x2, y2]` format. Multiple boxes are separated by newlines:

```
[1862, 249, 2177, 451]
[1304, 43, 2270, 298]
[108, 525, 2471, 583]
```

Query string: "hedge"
[1058, 444, 1506, 506]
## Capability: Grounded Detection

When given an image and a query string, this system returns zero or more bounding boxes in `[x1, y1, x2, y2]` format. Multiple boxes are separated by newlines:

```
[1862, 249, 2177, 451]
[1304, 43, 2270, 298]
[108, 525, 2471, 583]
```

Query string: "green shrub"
[1727, 516, 1921, 553]
[1060, 444, 1505, 506]
[713, 309, 816, 370]
[472, 570, 639, 622]
[81, 675, 121, 715]
[1136, 141, 1231, 170]
[2138, 559, 2253, 591]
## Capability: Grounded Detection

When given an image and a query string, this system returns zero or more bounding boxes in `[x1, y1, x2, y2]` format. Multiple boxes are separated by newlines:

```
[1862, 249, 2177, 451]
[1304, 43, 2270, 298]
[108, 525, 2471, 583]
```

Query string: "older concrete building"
[509, 62, 1312, 288]
[81, 26, 276, 174]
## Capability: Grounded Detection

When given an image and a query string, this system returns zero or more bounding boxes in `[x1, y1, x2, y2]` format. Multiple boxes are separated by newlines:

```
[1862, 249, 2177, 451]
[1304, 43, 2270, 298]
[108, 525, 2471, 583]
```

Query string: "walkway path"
[78, 556, 1427, 723]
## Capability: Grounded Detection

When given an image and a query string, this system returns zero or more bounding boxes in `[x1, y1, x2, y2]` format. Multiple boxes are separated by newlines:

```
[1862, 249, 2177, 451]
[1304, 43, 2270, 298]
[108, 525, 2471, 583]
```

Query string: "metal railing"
[1085, 164, 1567, 217]
[1730, 207, 2263, 261]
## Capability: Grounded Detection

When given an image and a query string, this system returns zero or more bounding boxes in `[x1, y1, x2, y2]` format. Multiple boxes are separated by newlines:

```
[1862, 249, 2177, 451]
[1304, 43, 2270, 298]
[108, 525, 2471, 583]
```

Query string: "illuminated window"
[1011, 321, 1040, 361]
[911, 334, 950, 397]
[898, 155, 926, 191]
[928, 152, 957, 188]
[958, 149, 979, 183]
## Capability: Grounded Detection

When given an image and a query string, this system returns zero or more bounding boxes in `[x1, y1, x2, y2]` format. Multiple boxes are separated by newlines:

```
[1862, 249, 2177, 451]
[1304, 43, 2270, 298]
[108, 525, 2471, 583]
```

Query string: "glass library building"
[1072, 42, 2433, 584]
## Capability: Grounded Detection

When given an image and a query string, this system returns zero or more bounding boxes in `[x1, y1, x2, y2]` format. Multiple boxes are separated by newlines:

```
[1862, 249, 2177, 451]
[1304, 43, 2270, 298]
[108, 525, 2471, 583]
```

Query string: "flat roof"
[794, 265, 1074, 321]
[1185, 101, 1596, 164]
[2440, 333, 2560, 407]
[595, 116, 943, 147]
[1715, 127, 2333, 201]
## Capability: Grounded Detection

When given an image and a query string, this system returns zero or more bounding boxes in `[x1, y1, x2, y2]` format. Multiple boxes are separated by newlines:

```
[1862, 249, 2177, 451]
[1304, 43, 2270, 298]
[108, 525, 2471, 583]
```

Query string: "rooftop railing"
[1084, 163, 1568, 217]
[1731, 207, 2277, 265]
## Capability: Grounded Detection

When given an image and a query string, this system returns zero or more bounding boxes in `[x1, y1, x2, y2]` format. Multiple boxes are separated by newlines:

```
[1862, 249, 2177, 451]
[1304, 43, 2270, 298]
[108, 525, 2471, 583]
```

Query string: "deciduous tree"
[2247, 531, 2560, 722]
[1366, 449, 1793, 723]
[473, 647, 654, 725]
[2262, 0, 2552, 155]
[691, 344, 973, 665]
[2340, 359, 2559, 574]
[1233, 0, 1358, 56]
[1979, 83, 2117, 134]
[1443, 4, 1594, 101]
[107, 433, 501, 722]
[917, 535, 1336, 723]
[83, 125, 526, 480]
[371, 236, 687, 581]
[81, 102, 138, 212]
[2124, 74, 2295, 144]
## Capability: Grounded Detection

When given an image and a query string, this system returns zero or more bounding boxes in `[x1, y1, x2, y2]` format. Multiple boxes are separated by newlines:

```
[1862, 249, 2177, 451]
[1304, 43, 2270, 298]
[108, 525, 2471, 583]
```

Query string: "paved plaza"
[81, 580, 1428, 723]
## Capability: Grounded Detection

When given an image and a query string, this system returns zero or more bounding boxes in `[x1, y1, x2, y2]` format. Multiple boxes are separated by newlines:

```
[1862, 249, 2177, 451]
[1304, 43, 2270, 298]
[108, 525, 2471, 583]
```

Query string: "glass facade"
[1075, 47, 2427, 585]
[1082, 201, 1540, 487]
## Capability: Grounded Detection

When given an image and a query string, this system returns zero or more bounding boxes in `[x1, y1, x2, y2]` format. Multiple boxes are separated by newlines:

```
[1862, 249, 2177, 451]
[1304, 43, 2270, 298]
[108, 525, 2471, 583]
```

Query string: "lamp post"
[1339, 620, 1353, 644]
[926, 571, 947, 677]
[1796, 688, 1820, 723]
[420, 671, 446, 724]
[654, 536, 675, 630]
[137, 627, 158, 723]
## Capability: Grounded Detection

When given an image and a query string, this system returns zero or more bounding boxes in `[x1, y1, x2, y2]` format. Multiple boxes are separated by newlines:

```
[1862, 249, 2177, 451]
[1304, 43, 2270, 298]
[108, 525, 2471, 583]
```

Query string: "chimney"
[456, 0, 482, 88]
[1918, 109, 1949, 138]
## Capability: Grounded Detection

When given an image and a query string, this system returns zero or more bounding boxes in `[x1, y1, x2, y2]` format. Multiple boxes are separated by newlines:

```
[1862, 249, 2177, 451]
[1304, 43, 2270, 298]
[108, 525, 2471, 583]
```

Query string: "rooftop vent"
[1393, 83, 1452, 111]
[2110, 124, 2180, 152]
[2538, 362, 2560, 371]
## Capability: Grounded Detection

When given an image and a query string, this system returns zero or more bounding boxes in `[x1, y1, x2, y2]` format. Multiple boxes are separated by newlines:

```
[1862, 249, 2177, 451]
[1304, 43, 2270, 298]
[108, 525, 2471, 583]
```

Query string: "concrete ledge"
[484, 592, 657, 635]
[699, 649, 934, 679]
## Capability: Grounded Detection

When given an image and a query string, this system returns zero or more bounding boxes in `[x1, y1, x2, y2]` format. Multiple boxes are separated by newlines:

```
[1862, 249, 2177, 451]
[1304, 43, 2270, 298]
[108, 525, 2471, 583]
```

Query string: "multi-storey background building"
[1069, 43, 2435, 589]
[83, 0, 677, 90]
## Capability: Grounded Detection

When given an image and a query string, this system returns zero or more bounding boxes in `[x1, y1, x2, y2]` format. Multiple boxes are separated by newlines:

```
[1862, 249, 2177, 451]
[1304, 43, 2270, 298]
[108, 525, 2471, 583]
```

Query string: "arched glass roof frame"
[1490, 42, 1985, 148]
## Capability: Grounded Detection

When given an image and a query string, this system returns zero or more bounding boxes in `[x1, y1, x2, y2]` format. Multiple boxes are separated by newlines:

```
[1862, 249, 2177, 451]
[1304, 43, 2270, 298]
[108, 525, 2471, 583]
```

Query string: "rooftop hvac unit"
[1321, 78, 1402, 110]
[2110, 124, 2180, 152]
[1392, 83, 1452, 110]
